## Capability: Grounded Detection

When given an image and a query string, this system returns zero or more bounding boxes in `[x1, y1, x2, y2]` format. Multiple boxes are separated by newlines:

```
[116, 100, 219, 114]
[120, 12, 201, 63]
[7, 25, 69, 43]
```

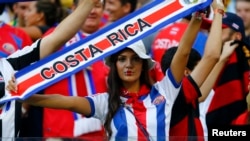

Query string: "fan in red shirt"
[0, 22, 32, 57]
[41, 0, 108, 140]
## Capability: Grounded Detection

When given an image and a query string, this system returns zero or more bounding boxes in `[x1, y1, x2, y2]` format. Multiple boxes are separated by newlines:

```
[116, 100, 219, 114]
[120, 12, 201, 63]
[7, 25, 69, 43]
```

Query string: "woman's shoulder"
[37, 25, 50, 34]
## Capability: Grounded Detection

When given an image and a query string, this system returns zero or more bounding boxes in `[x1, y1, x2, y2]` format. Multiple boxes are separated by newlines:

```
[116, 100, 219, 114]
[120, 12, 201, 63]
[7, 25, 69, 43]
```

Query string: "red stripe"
[144, 1, 182, 24]
[95, 39, 112, 50]
[16, 73, 43, 96]
[208, 80, 245, 112]
[133, 103, 147, 140]
[16, 0, 184, 96]
[227, 52, 237, 64]
[87, 1, 183, 52]
[75, 71, 88, 96]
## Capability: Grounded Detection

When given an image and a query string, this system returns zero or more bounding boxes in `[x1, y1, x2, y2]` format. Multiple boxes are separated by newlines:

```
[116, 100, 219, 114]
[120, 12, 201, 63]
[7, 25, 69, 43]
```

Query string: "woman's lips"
[125, 70, 133, 76]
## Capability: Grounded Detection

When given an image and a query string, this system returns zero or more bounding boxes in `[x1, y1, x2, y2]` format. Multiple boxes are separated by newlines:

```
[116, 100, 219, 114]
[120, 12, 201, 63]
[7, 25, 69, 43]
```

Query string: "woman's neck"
[122, 81, 140, 93]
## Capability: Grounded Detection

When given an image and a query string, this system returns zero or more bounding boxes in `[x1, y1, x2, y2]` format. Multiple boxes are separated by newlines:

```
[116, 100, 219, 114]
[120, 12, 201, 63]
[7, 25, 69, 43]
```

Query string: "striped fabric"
[2, 0, 212, 104]
[43, 31, 107, 138]
[170, 75, 204, 141]
[87, 69, 183, 140]
[206, 45, 249, 127]
[0, 40, 40, 139]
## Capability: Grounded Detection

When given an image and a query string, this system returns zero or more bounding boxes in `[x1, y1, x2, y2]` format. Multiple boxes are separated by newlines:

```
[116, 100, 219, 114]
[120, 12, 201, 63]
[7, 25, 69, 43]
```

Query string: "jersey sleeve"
[155, 68, 182, 105]
[86, 93, 109, 124]
[6, 39, 41, 70]
[182, 75, 202, 103]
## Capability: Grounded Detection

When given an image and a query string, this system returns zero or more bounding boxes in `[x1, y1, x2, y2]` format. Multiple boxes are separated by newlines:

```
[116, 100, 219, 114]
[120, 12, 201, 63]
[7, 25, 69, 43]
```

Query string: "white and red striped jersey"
[87, 69, 182, 140]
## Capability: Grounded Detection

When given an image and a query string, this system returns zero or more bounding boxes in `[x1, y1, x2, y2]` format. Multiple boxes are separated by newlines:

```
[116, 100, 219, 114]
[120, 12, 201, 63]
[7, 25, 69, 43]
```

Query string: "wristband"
[214, 8, 225, 16]
[194, 12, 206, 20]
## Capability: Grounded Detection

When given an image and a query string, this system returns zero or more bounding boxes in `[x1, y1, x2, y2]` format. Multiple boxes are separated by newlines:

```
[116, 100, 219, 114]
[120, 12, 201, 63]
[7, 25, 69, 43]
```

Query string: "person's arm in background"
[190, 0, 225, 89]
[7, 75, 93, 116]
[39, 0, 99, 59]
[170, 11, 203, 84]
[198, 40, 239, 102]
[4, 0, 102, 117]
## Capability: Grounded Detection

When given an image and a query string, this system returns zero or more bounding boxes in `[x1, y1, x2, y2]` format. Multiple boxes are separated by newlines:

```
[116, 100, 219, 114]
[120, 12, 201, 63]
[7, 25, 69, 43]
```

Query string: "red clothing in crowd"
[42, 28, 108, 139]
[170, 75, 204, 141]
[0, 23, 32, 57]
[152, 23, 188, 63]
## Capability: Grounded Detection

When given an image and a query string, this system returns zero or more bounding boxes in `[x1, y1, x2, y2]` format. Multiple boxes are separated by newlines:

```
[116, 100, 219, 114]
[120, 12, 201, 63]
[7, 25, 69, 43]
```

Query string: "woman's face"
[24, 1, 43, 26]
[116, 49, 143, 85]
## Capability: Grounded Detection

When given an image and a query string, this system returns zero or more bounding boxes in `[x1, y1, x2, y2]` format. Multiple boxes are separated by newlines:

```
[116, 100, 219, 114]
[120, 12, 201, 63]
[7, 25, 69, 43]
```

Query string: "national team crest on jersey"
[2, 43, 15, 54]
[152, 95, 166, 105]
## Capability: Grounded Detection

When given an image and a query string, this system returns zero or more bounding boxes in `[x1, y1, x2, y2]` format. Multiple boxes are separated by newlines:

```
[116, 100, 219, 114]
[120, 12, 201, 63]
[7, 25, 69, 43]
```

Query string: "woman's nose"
[125, 59, 133, 67]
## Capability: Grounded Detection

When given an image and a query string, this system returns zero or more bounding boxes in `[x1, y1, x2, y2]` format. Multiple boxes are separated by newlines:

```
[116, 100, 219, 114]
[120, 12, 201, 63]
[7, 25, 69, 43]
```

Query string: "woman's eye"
[117, 57, 126, 62]
[132, 57, 142, 62]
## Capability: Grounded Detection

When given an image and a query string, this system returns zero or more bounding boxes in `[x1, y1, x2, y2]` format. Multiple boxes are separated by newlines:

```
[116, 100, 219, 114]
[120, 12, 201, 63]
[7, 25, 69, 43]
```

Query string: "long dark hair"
[104, 49, 152, 138]
[35, 0, 58, 26]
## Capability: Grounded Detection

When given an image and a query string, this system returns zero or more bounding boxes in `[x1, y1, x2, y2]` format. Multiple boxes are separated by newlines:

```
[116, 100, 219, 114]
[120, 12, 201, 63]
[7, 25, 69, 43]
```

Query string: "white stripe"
[74, 117, 102, 136]
[1, 0, 212, 104]
[16, 0, 178, 96]
[83, 70, 92, 96]
[145, 97, 157, 137]
[124, 109, 139, 140]
[70, 74, 83, 121]
[1, 102, 15, 139]
[70, 75, 78, 97]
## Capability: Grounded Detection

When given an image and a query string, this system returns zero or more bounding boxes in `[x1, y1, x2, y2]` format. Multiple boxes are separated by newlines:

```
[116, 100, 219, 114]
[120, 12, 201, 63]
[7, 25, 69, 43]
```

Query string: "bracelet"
[214, 8, 225, 16]
[194, 12, 206, 20]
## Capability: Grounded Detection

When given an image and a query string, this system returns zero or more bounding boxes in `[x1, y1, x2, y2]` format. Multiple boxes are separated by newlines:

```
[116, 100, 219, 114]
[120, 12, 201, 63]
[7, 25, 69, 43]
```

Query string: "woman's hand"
[219, 40, 239, 62]
[6, 75, 17, 93]
[212, 0, 225, 11]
